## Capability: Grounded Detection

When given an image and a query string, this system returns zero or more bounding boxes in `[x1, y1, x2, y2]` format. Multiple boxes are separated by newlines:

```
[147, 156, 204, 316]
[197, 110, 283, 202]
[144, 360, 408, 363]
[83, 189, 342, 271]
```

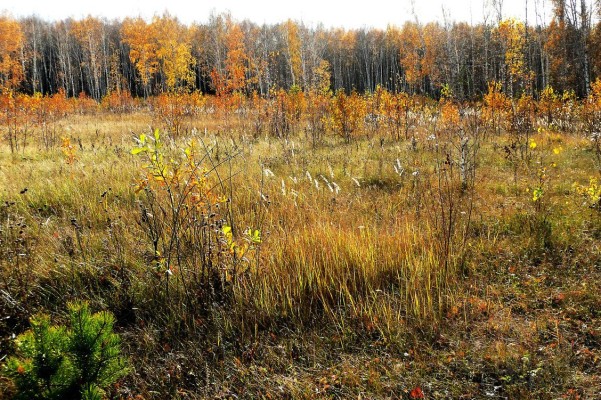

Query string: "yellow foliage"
[121, 14, 195, 93]
[497, 19, 533, 87]
[483, 81, 510, 134]
[284, 20, 303, 87]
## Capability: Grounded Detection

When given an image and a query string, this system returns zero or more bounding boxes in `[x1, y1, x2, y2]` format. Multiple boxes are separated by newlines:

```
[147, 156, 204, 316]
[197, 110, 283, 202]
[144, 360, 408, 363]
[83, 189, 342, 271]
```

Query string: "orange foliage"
[440, 100, 460, 128]
[538, 85, 560, 125]
[70, 16, 105, 98]
[248, 91, 269, 138]
[0, 16, 24, 89]
[421, 23, 445, 88]
[101, 91, 136, 113]
[209, 19, 250, 129]
[330, 90, 366, 143]
[151, 91, 205, 136]
[217, 20, 248, 95]
[0, 91, 44, 152]
[581, 78, 601, 134]
[399, 22, 425, 90]
[0, 88, 93, 152]
[121, 17, 159, 92]
[380, 88, 413, 140]
[510, 92, 535, 134]
[75, 92, 98, 114]
[483, 81, 511, 135]
[545, 18, 569, 90]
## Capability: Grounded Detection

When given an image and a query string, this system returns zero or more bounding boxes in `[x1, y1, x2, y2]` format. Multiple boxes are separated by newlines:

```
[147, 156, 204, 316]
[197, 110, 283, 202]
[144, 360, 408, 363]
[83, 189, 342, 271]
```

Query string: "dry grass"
[0, 106, 600, 399]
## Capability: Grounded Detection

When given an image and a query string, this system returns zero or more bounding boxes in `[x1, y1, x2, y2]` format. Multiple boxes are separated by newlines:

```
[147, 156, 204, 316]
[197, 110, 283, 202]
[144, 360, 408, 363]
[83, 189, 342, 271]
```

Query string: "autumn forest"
[0, 2, 599, 100]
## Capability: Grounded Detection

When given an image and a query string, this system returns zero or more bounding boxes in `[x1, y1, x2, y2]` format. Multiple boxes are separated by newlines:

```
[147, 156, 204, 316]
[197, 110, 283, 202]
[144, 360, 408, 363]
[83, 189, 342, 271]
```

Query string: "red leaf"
[410, 386, 425, 399]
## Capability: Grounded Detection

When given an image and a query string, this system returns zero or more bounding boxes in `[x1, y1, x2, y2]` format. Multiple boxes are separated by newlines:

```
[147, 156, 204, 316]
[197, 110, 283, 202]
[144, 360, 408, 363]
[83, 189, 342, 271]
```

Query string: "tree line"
[1, 0, 600, 100]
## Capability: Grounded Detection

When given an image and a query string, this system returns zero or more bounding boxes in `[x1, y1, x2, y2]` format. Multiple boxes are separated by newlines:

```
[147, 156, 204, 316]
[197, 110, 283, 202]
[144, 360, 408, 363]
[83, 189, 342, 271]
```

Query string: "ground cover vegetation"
[0, 2, 600, 398]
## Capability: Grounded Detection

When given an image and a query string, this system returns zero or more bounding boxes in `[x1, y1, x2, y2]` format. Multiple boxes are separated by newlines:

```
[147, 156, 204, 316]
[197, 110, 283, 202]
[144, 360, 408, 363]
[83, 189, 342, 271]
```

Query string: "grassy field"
[0, 104, 600, 399]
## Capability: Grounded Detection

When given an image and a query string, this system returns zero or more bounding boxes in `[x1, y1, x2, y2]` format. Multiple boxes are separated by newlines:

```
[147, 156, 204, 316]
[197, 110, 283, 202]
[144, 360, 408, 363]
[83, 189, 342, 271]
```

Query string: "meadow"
[0, 86, 600, 399]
